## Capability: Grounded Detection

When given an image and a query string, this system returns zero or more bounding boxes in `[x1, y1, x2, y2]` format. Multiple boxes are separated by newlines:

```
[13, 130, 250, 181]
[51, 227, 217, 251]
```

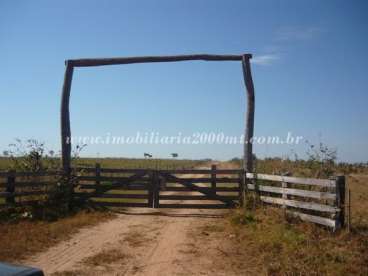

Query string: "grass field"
[0, 157, 205, 171]
[1, 158, 367, 274]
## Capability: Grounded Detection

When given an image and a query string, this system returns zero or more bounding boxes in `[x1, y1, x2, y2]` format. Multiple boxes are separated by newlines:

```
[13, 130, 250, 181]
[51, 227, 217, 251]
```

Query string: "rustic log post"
[60, 61, 74, 175]
[347, 188, 351, 232]
[335, 175, 346, 229]
[211, 165, 217, 195]
[153, 171, 160, 208]
[281, 172, 291, 210]
[241, 55, 255, 174]
[148, 170, 154, 208]
[238, 170, 245, 207]
[6, 170, 16, 205]
[95, 163, 101, 194]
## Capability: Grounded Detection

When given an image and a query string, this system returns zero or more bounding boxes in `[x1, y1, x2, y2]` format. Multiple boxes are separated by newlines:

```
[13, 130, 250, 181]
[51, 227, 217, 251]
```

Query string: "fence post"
[6, 170, 16, 205]
[95, 163, 101, 194]
[281, 172, 290, 210]
[239, 170, 245, 207]
[148, 170, 154, 208]
[211, 165, 217, 195]
[335, 175, 346, 229]
[153, 171, 160, 208]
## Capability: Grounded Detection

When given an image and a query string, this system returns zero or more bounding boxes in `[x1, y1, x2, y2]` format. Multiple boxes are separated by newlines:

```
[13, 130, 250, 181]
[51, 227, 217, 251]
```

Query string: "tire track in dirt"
[23, 165, 235, 275]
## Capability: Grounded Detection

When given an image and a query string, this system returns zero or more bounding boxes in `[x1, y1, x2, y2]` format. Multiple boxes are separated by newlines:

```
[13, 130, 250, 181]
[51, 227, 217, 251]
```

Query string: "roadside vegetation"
[0, 210, 114, 262]
[0, 139, 367, 274]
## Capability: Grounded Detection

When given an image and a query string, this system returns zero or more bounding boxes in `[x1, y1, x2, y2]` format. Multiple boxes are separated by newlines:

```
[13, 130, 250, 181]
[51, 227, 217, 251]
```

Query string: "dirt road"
[24, 168, 243, 276]
[25, 207, 238, 276]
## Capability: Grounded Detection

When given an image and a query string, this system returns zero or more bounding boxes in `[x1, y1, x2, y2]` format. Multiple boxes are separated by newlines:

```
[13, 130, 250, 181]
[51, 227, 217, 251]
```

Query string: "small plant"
[231, 209, 257, 225]
[305, 141, 337, 178]
[3, 139, 86, 221]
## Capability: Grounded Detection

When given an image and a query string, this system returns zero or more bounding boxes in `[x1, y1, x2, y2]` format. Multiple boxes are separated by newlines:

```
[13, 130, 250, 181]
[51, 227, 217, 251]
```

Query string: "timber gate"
[74, 165, 244, 209]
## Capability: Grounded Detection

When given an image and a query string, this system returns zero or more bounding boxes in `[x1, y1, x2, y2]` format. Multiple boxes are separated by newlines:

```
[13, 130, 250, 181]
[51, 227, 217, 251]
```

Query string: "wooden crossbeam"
[159, 172, 236, 206]
[68, 54, 252, 67]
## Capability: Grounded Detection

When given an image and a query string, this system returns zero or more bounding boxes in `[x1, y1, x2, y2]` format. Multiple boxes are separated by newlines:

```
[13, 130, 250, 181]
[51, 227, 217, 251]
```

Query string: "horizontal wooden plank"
[1, 191, 49, 197]
[1, 199, 46, 206]
[78, 176, 150, 182]
[260, 196, 339, 213]
[14, 191, 49, 197]
[159, 195, 239, 201]
[159, 169, 242, 174]
[247, 184, 336, 200]
[163, 186, 239, 192]
[286, 210, 337, 228]
[166, 178, 239, 184]
[0, 171, 61, 177]
[0, 192, 10, 198]
[77, 184, 149, 191]
[246, 173, 335, 187]
[0, 182, 58, 188]
[89, 201, 149, 208]
[69, 54, 252, 67]
[158, 203, 233, 209]
[74, 193, 148, 199]
[75, 167, 151, 174]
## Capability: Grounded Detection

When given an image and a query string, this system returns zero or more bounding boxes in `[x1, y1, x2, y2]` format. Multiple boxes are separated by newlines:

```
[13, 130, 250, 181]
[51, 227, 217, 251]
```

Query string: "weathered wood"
[158, 203, 232, 209]
[153, 171, 160, 208]
[281, 174, 288, 209]
[76, 167, 152, 174]
[78, 176, 150, 182]
[260, 196, 339, 213]
[335, 175, 346, 228]
[76, 172, 148, 201]
[347, 188, 351, 232]
[0, 171, 61, 177]
[90, 202, 149, 208]
[69, 54, 252, 67]
[0, 182, 57, 188]
[0, 192, 11, 198]
[158, 169, 242, 174]
[247, 184, 336, 200]
[239, 170, 245, 206]
[148, 171, 154, 207]
[211, 165, 216, 194]
[246, 173, 336, 187]
[78, 184, 148, 190]
[159, 195, 238, 201]
[286, 210, 337, 228]
[165, 178, 239, 184]
[6, 170, 15, 204]
[74, 193, 148, 199]
[60, 62, 74, 174]
[95, 163, 101, 184]
[242, 55, 255, 173]
[160, 173, 236, 206]
[95, 163, 101, 194]
[163, 186, 240, 192]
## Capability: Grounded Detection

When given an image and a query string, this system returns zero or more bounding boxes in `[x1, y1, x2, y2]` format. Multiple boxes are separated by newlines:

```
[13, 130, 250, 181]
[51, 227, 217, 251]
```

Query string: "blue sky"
[0, 0, 367, 162]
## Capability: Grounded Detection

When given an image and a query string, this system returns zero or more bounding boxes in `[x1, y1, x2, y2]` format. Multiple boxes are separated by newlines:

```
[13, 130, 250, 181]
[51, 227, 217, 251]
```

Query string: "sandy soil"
[24, 208, 237, 276]
[24, 169, 242, 276]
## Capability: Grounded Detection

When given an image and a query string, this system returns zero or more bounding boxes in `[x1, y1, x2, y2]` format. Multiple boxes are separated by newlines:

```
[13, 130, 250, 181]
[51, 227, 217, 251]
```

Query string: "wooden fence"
[0, 166, 346, 230]
[246, 173, 345, 230]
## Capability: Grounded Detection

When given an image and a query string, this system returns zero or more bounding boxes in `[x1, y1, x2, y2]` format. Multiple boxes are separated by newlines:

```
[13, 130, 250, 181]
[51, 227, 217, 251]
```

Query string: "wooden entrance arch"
[60, 54, 255, 174]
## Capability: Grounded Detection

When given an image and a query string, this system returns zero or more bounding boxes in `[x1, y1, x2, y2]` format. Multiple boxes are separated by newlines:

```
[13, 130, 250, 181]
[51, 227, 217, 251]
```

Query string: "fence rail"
[0, 166, 346, 230]
[246, 173, 345, 230]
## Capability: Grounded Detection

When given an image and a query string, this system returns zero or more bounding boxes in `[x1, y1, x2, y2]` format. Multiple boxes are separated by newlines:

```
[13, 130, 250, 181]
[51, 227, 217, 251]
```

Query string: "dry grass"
[81, 248, 130, 267]
[123, 232, 153, 248]
[227, 207, 367, 275]
[0, 210, 115, 262]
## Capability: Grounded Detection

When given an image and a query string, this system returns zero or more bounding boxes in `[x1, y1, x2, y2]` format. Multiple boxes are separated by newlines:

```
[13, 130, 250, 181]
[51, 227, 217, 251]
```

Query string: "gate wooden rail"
[74, 165, 243, 209]
[246, 173, 345, 230]
[0, 166, 346, 230]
